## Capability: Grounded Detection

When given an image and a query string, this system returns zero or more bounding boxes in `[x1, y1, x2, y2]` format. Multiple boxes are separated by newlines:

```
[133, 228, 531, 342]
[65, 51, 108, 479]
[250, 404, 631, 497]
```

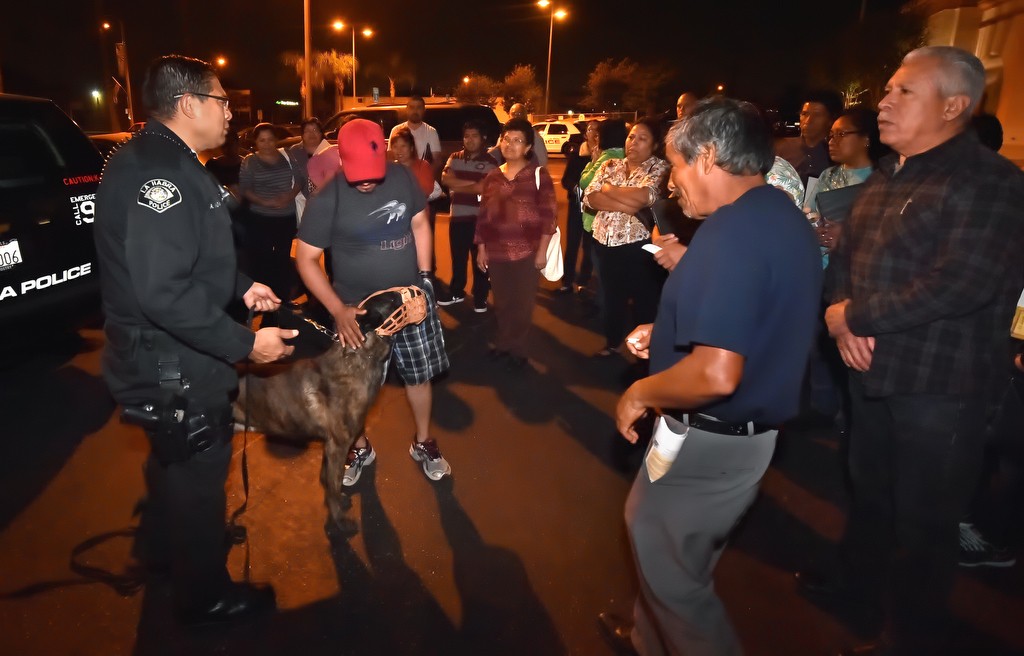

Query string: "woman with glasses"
[804, 105, 884, 216]
[583, 117, 669, 358]
[474, 118, 557, 369]
[803, 106, 887, 428]
[239, 123, 302, 308]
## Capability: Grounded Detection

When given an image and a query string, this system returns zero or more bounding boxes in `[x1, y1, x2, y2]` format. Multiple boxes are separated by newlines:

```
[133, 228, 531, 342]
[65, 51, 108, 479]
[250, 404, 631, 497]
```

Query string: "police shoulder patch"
[137, 179, 182, 213]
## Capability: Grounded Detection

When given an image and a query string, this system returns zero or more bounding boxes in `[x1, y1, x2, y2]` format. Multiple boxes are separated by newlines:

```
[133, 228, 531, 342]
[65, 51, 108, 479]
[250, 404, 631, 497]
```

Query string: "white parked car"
[533, 121, 585, 155]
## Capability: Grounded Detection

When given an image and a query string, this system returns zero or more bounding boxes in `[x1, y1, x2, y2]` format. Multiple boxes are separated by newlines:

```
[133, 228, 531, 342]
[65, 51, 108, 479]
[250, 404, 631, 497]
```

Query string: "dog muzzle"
[358, 286, 428, 336]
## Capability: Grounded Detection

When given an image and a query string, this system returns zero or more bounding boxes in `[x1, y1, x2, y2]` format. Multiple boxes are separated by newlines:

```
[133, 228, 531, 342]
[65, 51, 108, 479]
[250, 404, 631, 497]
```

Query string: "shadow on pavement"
[131, 465, 565, 655]
[0, 329, 114, 531]
[430, 477, 567, 655]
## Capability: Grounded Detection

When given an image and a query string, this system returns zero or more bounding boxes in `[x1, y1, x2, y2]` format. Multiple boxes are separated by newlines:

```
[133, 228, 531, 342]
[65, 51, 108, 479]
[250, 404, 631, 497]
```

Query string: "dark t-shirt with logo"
[298, 162, 427, 304]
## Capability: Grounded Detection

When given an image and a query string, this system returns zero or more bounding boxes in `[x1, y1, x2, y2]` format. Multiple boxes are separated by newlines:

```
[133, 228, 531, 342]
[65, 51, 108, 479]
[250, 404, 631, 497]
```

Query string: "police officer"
[94, 55, 297, 625]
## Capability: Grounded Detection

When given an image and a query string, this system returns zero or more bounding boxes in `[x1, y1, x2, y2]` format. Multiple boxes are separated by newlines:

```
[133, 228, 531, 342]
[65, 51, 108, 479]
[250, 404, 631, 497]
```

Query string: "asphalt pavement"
[1, 157, 1022, 655]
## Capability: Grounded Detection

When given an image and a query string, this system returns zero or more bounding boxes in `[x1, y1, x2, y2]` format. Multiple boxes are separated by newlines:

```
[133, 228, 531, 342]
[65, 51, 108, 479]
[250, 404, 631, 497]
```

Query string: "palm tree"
[283, 49, 355, 113]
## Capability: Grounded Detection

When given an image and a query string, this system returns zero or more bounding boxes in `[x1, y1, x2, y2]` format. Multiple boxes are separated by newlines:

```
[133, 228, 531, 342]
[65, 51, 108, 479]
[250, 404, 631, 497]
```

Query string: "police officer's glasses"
[173, 92, 230, 110]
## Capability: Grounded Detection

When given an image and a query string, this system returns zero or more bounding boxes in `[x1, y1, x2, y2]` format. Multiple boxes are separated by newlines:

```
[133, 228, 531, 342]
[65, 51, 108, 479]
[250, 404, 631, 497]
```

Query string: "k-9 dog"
[234, 286, 427, 534]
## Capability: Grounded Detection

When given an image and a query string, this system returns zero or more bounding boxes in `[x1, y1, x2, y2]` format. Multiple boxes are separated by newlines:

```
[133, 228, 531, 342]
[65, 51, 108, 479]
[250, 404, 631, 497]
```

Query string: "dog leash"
[225, 307, 257, 583]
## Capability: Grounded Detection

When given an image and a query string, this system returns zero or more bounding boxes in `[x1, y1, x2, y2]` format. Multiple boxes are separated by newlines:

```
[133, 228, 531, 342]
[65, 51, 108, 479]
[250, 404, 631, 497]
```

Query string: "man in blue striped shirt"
[437, 120, 498, 311]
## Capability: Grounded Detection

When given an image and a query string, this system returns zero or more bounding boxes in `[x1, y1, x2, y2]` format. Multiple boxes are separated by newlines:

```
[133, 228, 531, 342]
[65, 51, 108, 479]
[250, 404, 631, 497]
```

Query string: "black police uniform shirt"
[299, 162, 427, 305]
[94, 120, 255, 402]
[649, 185, 823, 426]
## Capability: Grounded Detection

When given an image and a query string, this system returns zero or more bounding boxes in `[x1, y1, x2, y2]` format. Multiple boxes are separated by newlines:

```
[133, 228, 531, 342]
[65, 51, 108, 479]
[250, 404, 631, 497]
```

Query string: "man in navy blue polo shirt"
[599, 98, 822, 655]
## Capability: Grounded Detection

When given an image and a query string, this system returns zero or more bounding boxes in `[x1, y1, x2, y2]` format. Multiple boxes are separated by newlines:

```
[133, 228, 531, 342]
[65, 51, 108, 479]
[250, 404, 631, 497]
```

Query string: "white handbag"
[535, 166, 563, 282]
[541, 226, 564, 282]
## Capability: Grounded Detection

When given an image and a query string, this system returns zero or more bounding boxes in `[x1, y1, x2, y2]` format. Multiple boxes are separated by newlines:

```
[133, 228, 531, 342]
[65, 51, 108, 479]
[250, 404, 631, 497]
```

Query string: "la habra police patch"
[138, 179, 182, 213]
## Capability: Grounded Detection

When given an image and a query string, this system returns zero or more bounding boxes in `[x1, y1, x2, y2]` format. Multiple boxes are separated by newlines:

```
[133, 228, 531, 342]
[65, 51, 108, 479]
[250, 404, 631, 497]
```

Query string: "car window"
[548, 124, 568, 135]
[329, 109, 401, 138]
[0, 122, 61, 185]
[424, 108, 469, 143]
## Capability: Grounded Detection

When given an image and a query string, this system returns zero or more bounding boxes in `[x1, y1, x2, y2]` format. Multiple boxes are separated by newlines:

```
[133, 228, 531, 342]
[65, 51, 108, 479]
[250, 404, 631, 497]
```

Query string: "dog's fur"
[234, 292, 408, 533]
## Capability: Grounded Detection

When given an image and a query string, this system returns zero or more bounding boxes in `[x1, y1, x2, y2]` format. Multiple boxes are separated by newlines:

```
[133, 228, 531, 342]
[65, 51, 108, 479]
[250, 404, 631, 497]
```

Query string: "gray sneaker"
[342, 441, 376, 486]
[409, 437, 451, 480]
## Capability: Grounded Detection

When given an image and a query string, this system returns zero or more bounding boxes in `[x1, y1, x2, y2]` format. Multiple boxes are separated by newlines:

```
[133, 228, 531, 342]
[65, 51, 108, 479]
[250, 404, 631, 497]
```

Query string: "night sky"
[1, 0, 909, 126]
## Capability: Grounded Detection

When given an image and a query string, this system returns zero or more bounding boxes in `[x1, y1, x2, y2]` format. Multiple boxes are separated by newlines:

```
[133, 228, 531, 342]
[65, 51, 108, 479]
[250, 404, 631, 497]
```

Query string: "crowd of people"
[94, 46, 1024, 656]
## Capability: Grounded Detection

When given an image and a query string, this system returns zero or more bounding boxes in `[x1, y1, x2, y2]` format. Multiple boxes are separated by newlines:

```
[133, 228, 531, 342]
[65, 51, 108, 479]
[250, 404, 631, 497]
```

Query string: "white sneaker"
[342, 442, 376, 486]
[409, 438, 451, 480]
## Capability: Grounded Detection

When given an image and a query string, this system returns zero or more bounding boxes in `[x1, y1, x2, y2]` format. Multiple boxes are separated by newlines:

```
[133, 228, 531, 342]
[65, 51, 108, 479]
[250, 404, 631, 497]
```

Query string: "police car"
[0, 94, 104, 329]
[533, 120, 584, 155]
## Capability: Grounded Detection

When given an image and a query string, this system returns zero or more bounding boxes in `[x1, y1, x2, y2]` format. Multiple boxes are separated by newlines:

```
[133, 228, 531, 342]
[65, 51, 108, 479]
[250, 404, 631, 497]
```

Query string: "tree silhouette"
[283, 49, 356, 112]
[456, 74, 500, 107]
[582, 59, 676, 115]
[500, 65, 543, 113]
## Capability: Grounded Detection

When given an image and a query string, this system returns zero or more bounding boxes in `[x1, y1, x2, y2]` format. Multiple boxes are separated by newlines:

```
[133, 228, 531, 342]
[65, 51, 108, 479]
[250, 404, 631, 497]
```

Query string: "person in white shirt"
[389, 95, 442, 175]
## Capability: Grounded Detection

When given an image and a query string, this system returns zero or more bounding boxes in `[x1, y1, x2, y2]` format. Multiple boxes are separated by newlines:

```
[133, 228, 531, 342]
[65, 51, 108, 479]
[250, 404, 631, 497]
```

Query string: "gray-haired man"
[799, 46, 1024, 655]
[601, 98, 822, 655]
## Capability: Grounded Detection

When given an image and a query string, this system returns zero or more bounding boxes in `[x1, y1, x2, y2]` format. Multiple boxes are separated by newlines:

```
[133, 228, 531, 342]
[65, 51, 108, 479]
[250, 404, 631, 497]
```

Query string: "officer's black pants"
[137, 424, 233, 610]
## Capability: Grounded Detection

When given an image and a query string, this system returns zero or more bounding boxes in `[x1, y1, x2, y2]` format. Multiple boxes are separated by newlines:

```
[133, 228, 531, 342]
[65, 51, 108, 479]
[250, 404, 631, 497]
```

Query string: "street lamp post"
[102, 20, 135, 125]
[333, 21, 373, 100]
[303, 0, 313, 118]
[537, 1, 566, 116]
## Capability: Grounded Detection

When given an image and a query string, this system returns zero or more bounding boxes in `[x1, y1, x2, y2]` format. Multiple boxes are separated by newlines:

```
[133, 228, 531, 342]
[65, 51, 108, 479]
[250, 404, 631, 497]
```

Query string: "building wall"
[917, 0, 1024, 162]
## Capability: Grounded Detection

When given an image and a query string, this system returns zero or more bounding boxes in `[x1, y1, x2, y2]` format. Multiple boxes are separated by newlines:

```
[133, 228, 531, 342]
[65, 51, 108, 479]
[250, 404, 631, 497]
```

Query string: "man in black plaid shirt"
[797, 46, 1024, 655]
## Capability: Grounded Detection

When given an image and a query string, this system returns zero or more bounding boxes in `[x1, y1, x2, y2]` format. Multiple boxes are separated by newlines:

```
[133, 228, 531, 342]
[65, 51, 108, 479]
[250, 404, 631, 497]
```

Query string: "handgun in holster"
[119, 353, 221, 465]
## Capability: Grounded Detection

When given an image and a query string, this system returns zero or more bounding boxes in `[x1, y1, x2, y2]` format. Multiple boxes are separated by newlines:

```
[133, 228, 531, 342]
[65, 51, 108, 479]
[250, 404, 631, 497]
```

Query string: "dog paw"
[325, 516, 360, 541]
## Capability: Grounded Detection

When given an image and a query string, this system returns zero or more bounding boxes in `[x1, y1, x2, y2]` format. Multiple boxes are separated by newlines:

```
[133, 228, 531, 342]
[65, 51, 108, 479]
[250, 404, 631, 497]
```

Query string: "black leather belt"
[664, 410, 776, 436]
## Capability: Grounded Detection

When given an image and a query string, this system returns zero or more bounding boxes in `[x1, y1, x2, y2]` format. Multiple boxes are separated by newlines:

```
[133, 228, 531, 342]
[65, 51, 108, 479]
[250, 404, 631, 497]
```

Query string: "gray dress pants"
[624, 419, 778, 656]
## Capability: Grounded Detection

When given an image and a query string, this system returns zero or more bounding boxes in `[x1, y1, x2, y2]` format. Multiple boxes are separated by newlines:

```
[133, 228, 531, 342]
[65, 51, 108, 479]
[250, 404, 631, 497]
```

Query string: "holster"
[118, 351, 227, 466]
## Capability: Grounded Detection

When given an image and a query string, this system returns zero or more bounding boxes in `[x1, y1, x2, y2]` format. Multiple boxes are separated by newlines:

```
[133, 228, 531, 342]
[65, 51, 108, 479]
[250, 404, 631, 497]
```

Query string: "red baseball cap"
[338, 119, 386, 184]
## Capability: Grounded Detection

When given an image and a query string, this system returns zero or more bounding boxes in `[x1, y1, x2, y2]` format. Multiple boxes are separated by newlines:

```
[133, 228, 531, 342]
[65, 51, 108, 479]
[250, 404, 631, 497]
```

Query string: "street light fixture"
[101, 20, 135, 124]
[216, 56, 228, 68]
[463, 76, 471, 85]
[537, 0, 567, 115]
[332, 20, 374, 100]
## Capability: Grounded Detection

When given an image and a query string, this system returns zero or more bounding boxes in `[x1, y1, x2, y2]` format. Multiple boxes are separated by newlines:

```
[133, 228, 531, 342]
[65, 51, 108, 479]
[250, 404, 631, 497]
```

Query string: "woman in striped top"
[239, 123, 301, 304]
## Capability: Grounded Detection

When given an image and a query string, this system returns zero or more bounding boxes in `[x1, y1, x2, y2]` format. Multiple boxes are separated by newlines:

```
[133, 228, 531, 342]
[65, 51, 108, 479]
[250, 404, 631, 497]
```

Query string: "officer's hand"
[244, 283, 282, 312]
[250, 328, 298, 363]
[624, 324, 653, 359]
[333, 305, 367, 348]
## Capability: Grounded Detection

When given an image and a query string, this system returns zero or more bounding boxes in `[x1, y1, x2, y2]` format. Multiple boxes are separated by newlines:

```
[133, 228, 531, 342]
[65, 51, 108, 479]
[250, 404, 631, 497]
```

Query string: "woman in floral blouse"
[475, 118, 557, 368]
[583, 117, 669, 356]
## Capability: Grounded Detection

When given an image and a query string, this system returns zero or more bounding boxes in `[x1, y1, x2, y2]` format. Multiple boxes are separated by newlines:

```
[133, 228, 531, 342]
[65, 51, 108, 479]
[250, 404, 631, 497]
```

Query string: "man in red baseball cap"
[296, 119, 453, 485]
